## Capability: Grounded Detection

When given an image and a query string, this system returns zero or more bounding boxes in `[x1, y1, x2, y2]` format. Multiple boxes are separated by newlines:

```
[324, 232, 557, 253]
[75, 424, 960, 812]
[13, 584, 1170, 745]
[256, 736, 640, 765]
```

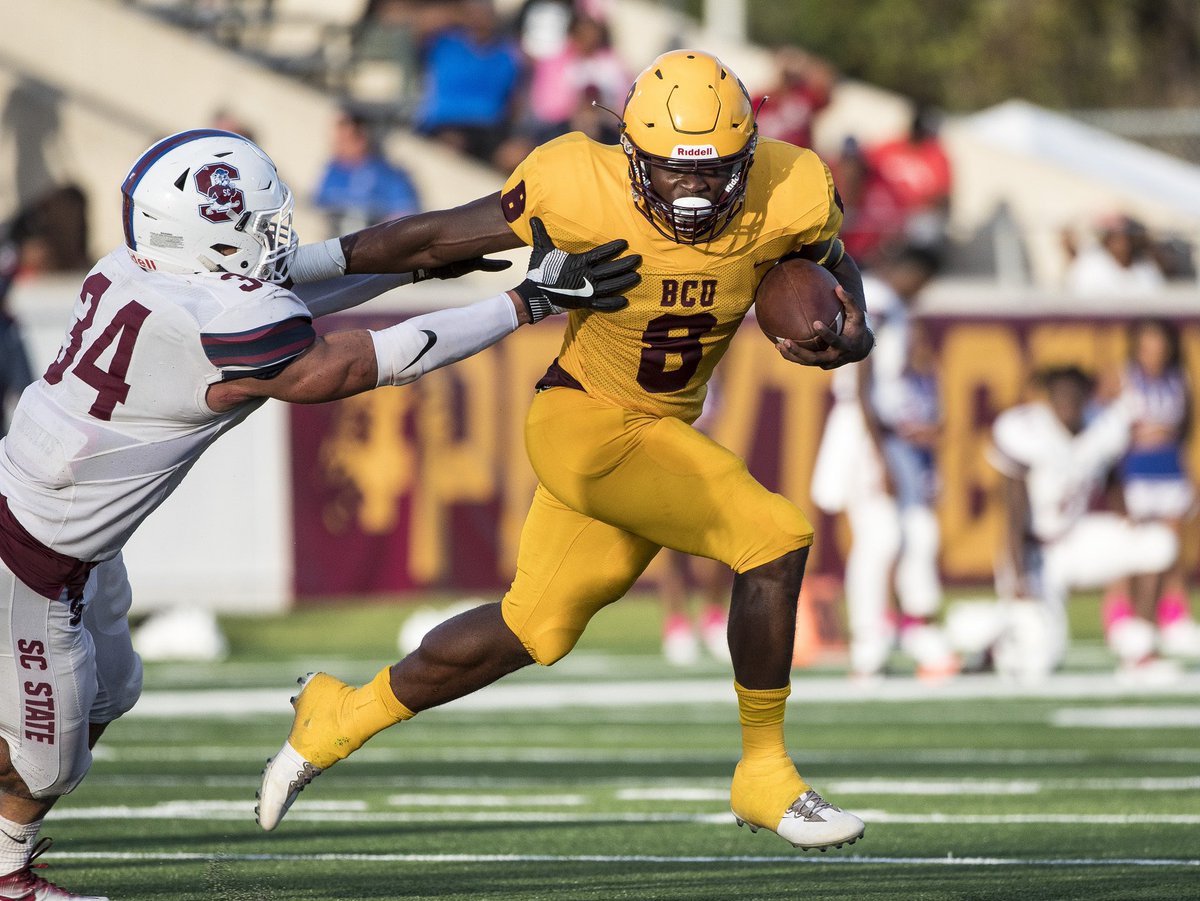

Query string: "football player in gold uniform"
[260, 50, 873, 850]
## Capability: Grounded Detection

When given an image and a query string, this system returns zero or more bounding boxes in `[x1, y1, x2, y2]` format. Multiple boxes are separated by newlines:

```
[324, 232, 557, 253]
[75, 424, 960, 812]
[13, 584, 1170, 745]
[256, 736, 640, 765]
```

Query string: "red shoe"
[0, 839, 108, 901]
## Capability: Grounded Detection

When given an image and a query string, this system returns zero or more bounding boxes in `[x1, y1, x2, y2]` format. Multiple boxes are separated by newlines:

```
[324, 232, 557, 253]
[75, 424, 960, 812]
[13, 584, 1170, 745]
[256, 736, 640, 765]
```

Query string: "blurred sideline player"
[983, 366, 1178, 679]
[259, 49, 875, 851]
[1103, 318, 1200, 660]
[0, 129, 634, 900]
[810, 247, 956, 680]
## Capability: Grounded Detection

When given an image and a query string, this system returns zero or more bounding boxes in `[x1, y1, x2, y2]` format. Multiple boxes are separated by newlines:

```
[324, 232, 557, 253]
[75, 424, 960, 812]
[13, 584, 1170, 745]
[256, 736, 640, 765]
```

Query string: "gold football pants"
[501, 387, 813, 664]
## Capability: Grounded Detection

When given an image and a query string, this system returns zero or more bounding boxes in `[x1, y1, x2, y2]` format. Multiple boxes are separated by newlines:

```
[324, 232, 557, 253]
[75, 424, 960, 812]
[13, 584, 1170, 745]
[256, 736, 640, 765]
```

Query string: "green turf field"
[37, 595, 1200, 900]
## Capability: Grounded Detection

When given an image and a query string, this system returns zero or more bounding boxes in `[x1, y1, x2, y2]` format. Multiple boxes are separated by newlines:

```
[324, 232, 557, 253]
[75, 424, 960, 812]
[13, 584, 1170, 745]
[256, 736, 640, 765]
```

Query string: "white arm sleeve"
[371, 293, 519, 387]
[293, 273, 415, 319]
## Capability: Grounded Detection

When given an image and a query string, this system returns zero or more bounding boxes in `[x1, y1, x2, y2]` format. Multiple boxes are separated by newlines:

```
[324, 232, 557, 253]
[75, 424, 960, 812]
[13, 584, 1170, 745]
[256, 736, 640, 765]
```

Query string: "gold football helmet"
[621, 50, 757, 243]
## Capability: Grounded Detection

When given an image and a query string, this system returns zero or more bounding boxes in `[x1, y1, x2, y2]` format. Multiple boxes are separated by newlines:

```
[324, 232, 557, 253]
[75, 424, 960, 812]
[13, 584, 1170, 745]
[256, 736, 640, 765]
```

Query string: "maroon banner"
[290, 312, 1200, 602]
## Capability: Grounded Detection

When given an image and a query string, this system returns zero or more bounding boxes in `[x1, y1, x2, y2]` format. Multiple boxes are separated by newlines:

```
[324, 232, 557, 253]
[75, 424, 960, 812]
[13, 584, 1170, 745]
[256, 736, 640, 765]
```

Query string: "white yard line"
[1052, 706, 1200, 728]
[89, 744, 1200, 765]
[45, 850, 1200, 867]
[45, 804, 1200, 826]
[123, 672, 1200, 718]
[76, 774, 1200, 795]
[383, 793, 586, 807]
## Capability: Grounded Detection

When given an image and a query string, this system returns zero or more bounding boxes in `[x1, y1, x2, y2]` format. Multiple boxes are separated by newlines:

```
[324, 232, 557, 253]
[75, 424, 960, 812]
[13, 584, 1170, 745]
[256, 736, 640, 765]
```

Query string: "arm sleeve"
[372, 293, 519, 387]
[292, 273, 415, 319]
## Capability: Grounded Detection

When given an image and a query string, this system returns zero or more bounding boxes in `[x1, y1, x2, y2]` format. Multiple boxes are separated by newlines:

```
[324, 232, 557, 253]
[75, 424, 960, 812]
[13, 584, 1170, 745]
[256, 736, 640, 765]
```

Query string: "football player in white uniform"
[985, 366, 1178, 679]
[0, 129, 638, 900]
[810, 248, 956, 680]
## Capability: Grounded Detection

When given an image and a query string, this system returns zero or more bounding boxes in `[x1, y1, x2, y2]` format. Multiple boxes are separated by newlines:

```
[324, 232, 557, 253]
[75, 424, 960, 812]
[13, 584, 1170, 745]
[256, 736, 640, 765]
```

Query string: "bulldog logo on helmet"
[195, 163, 246, 223]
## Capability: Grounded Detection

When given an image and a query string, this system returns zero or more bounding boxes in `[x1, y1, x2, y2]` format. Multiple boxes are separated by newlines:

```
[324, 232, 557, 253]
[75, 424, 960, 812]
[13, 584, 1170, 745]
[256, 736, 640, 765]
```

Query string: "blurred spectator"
[314, 110, 421, 235]
[351, 0, 448, 117]
[864, 105, 952, 257]
[985, 366, 1178, 680]
[751, 47, 834, 149]
[1064, 214, 1166, 296]
[8, 184, 89, 273]
[0, 242, 34, 438]
[1103, 318, 1200, 661]
[414, 0, 523, 166]
[810, 247, 954, 681]
[525, 13, 627, 144]
[514, 0, 574, 61]
[209, 108, 257, 142]
[832, 137, 908, 268]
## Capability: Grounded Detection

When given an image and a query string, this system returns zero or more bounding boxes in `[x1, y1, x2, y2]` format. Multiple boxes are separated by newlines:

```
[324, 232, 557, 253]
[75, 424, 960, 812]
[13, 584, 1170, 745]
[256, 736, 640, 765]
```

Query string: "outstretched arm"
[207, 222, 640, 412]
[206, 291, 529, 412]
[342, 194, 524, 274]
[289, 194, 524, 284]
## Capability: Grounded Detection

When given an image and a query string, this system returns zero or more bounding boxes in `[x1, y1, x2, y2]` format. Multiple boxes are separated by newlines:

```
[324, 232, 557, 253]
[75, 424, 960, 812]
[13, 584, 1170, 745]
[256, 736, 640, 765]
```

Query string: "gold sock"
[730, 681, 809, 826]
[348, 666, 416, 735]
[290, 668, 415, 769]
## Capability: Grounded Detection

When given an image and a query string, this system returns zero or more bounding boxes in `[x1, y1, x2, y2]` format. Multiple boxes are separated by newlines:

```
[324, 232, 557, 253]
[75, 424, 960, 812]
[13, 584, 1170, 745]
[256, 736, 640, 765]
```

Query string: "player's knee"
[32, 746, 92, 799]
[522, 626, 583, 666]
[733, 494, 814, 572]
[91, 653, 144, 723]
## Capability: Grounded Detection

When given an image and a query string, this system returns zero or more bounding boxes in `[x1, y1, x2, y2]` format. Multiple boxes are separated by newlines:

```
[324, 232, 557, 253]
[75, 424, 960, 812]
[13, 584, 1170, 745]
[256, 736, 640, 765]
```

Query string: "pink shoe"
[0, 838, 108, 900]
[699, 605, 731, 662]
[662, 614, 700, 666]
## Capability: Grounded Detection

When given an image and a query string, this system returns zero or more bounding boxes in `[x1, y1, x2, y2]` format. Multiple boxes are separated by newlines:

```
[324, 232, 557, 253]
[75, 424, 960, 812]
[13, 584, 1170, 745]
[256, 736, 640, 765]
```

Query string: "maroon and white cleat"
[0, 838, 108, 900]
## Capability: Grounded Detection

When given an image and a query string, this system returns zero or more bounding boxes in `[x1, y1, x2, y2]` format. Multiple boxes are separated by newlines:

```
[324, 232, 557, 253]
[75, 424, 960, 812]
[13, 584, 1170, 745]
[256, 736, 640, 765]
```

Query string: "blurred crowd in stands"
[4, 0, 1199, 678]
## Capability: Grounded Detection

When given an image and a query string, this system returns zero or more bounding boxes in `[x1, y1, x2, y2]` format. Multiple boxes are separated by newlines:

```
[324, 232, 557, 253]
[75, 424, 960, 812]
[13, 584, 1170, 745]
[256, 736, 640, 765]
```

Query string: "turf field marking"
[45, 805, 1200, 826]
[384, 793, 585, 807]
[45, 851, 1200, 867]
[124, 672, 1200, 718]
[89, 744, 1200, 766]
[80, 773, 1200, 794]
[1052, 706, 1200, 728]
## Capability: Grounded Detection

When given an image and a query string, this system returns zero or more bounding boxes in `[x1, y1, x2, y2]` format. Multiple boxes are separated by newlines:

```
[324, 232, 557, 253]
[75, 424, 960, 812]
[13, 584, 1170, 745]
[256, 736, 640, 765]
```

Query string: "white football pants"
[0, 554, 142, 797]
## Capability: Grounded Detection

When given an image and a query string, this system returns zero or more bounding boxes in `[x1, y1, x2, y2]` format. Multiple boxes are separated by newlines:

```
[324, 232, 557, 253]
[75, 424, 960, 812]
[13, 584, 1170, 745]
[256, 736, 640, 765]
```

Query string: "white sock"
[0, 815, 40, 876]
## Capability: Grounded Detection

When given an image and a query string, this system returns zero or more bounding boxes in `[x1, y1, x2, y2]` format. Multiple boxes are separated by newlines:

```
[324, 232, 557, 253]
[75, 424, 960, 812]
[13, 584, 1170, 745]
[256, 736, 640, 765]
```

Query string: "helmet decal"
[195, 163, 246, 223]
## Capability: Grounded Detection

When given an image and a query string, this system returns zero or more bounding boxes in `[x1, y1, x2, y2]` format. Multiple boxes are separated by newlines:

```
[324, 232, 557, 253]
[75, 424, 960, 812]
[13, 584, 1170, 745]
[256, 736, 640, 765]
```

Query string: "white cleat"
[1160, 618, 1200, 660]
[734, 789, 865, 851]
[256, 673, 324, 832]
[256, 740, 322, 832]
[0, 838, 109, 900]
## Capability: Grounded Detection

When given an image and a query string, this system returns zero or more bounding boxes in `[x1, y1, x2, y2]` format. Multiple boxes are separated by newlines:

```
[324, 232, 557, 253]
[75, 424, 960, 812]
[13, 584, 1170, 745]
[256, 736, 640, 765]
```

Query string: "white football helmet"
[121, 129, 297, 282]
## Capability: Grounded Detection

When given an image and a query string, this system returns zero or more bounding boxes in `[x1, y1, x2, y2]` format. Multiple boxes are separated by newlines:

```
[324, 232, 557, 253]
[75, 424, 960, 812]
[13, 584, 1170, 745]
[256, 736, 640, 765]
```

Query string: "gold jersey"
[501, 133, 843, 422]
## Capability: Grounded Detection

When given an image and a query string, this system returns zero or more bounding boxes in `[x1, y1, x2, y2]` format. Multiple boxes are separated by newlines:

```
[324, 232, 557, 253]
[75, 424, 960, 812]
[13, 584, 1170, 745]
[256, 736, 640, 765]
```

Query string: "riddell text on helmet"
[670, 144, 718, 159]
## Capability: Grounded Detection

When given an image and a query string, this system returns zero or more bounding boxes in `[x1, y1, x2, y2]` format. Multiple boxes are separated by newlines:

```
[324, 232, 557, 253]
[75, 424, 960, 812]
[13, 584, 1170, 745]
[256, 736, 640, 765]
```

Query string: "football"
[753, 257, 844, 349]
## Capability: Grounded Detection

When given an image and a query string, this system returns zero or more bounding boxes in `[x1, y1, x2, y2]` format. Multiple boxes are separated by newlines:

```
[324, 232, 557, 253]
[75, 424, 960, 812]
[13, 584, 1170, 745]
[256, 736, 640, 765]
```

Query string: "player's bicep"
[207, 331, 377, 410]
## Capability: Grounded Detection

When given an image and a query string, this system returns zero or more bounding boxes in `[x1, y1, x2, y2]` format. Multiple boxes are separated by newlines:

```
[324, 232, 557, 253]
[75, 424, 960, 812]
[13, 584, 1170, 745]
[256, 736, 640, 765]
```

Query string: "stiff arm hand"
[513, 217, 641, 322]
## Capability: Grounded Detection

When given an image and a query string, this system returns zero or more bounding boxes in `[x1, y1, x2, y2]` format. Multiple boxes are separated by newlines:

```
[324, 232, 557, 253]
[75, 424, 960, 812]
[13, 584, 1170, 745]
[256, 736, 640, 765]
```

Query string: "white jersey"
[987, 400, 1132, 542]
[0, 249, 316, 569]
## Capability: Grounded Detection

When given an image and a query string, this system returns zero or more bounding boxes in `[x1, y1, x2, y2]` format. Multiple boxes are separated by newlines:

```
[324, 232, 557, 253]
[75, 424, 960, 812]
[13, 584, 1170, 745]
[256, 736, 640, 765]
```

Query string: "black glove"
[514, 217, 641, 323]
[413, 256, 513, 283]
